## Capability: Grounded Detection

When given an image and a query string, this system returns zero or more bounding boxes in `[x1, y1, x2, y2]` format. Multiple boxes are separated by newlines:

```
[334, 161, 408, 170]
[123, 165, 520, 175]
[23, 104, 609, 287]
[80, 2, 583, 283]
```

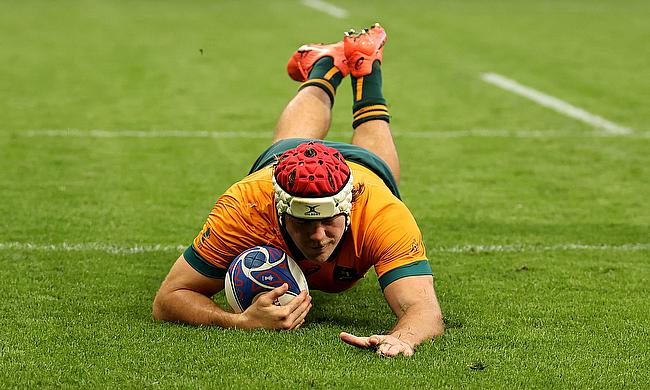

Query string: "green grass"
[1, 0, 649, 388]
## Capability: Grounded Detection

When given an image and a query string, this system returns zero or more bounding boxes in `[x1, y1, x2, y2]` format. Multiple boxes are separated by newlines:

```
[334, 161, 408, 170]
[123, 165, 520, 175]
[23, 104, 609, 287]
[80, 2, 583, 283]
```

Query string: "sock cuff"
[299, 79, 336, 106]
[352, 103, 390, 128]
[349, 61, 387, 128]
[353, 104, 389, 119]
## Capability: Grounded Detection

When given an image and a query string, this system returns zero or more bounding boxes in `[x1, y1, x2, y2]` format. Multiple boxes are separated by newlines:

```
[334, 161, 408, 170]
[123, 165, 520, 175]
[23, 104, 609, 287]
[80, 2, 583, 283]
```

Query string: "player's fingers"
[286, 293, 312, 323]
[376, 343, 390, 356]
[367, 335, 385, 346]
[289, 302, 312, 329]
[296, 293, 312, 314]
[284, 292, 311, 321]
[283, 289, 309, 311]
[339, 332, 371, 348]
[259, 283, 289, 304]
[376, 340, 413, 357]
[376, 341, 398, 357]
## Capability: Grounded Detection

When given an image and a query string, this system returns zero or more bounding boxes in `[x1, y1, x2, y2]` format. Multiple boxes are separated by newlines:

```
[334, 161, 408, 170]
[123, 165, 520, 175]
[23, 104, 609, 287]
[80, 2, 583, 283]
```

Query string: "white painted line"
[301, 0, 348, 19]
[481, 72, 633, 135]
[17, 129, 650, 139]
[1, 241, 648, 254]
[22, 129, 270, 139]
[0, 242, 185, 255]
[429, 243, 650, 254]
[393, 130, 649, 139]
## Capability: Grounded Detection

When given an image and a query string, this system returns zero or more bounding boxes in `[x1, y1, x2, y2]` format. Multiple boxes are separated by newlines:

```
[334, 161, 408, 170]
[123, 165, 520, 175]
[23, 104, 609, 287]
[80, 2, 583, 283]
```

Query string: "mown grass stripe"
[15, 129, 650, 139]
[2, 241, 648, 254]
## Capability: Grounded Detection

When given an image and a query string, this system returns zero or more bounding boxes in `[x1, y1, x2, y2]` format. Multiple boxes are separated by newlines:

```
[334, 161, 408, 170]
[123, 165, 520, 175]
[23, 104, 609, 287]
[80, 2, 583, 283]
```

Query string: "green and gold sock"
[298, 57, 344, 106]
[350, 60, 390, 128]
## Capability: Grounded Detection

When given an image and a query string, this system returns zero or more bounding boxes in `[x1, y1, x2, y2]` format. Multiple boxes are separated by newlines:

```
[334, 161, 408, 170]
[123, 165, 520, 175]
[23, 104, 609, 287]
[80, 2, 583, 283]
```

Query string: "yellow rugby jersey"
[184, 161, 431, 292]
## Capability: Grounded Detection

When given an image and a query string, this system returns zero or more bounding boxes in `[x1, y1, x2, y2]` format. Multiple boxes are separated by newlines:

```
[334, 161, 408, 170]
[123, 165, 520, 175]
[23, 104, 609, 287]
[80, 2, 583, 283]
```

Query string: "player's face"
[284, 214, 346, 263]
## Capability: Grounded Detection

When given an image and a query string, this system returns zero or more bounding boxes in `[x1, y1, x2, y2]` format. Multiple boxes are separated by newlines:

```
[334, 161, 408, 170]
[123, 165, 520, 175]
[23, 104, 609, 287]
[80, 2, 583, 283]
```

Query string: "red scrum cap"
[273, 142, 353, 225]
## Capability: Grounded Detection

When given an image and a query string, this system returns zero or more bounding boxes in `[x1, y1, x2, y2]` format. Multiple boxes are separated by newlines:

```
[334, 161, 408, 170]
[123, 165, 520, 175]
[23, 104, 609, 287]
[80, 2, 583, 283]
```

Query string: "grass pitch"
[1, 0, 649, 388]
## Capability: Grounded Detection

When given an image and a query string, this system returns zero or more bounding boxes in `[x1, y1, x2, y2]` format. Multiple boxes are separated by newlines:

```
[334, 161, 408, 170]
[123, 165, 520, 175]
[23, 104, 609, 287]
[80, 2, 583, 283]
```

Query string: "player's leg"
[273, 87, 332, 142]
[274, 43, 349, 143]
[344, 24, 400, 184]
[351, 117, 400, 185]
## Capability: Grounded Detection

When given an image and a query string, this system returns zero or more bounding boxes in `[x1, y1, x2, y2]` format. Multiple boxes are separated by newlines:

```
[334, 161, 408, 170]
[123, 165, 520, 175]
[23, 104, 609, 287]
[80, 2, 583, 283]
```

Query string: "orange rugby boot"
[343, 23, 387, 77]
[286, 42, 349, 82]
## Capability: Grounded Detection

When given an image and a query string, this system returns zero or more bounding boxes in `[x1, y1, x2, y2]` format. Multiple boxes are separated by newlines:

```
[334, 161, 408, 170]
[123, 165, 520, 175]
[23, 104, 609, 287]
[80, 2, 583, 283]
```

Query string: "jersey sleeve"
[184, 184, 269, 278]
[366, 200, 432, 290]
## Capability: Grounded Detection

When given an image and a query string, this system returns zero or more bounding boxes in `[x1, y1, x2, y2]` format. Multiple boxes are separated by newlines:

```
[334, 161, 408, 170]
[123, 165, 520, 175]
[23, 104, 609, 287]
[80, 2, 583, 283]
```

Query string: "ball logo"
[262, 275, 274, 282]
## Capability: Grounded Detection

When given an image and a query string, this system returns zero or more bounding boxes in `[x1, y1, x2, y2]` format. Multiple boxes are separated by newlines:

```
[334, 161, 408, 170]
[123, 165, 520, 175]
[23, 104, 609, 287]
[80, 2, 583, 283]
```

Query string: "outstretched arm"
[340, 275, 443, 357]
[152, 254, 312, 329]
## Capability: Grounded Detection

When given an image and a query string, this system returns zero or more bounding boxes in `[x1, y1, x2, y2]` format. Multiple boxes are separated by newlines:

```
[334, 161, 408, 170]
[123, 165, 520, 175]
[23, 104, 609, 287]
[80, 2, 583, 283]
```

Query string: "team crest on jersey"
[411, 238, 419, 253]
[197, 228, 211, 249]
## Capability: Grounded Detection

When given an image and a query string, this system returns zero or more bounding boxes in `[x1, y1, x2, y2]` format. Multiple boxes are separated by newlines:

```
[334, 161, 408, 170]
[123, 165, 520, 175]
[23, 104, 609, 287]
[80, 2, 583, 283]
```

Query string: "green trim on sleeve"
[378, 260, 432, 290]
[183, 245, 228, 279]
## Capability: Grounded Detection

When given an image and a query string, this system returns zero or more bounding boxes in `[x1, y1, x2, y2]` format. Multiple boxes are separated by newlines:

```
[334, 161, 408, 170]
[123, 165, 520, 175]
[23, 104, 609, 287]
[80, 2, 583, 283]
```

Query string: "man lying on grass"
[153, 23, 444, 357]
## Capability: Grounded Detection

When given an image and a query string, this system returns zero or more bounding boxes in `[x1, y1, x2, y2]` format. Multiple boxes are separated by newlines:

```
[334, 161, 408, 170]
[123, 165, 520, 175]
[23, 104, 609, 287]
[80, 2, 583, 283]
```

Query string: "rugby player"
[153, 24, 444, 357]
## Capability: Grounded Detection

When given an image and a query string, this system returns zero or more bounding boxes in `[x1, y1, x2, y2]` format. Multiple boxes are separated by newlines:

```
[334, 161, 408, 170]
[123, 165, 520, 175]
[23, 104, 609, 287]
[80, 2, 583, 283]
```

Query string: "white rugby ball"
[224, 246, 308, 313]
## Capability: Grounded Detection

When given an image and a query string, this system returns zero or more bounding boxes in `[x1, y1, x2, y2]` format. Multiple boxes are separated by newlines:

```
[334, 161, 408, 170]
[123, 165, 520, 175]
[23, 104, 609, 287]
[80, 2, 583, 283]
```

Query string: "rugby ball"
[224, 246, 309, 313]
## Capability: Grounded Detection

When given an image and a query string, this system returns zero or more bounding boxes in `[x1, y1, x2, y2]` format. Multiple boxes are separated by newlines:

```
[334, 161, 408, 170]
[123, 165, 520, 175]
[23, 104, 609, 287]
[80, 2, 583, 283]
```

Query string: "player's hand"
[239, 283, 312, 330]
[339, 332, 415, 357]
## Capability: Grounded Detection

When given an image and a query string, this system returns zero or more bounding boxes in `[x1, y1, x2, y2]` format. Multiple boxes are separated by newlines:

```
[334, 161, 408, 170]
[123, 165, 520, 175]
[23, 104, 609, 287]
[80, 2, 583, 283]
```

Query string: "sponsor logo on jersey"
[300, 264, 321, 277]
[334, 266, 359, 281]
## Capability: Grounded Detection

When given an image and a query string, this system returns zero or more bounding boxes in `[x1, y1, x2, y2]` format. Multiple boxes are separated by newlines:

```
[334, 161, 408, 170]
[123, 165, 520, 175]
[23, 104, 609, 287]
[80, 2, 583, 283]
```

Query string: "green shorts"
[249, 138, 401, 199]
